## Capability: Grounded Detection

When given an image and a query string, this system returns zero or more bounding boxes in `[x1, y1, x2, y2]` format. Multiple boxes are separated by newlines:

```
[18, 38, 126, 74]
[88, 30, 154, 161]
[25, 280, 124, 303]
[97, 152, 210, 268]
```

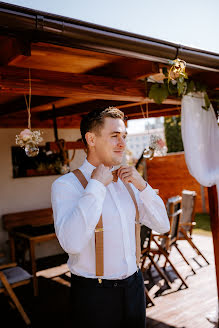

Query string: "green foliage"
[147, 66, 211, 111]
[164, 116, 184, 153]
[148, 83, 169, 104]
[193, 213, 211, 235]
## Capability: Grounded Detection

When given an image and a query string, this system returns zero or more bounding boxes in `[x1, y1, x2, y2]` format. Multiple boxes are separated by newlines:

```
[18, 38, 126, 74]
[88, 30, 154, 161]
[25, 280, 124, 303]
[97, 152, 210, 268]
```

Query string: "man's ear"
[85, 132, 96, 147]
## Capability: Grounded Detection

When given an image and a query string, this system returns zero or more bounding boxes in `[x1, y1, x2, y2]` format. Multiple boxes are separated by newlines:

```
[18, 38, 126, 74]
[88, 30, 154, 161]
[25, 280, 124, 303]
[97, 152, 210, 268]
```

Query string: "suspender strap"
[73, 169, 104, 277]
[73, 169, 141, 274]
[122, 183, 141, 267]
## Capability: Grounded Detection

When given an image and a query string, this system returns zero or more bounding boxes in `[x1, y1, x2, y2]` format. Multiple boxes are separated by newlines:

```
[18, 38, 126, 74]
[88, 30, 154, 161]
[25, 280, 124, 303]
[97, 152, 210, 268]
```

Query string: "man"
[51, 107, 170, 328]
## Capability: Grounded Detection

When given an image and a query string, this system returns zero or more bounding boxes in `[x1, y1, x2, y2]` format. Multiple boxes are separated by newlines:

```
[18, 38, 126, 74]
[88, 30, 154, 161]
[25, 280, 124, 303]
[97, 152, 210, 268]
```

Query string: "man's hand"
[118, 165, 147, 191]
[91, 164, 113, 186]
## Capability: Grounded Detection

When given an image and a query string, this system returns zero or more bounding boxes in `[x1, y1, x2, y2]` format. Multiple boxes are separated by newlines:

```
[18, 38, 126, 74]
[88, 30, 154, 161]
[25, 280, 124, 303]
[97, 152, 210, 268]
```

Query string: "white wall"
[0, 128, 86, 259]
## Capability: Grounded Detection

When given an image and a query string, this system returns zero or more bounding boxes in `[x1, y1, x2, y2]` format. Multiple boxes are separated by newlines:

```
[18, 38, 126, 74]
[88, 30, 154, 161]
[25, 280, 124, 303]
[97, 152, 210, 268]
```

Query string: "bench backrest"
[2, 208, 53, 231]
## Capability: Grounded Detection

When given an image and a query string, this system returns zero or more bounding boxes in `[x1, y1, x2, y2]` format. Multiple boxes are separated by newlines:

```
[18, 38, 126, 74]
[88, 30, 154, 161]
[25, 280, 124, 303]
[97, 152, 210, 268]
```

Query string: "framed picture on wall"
[11, 145, 66, 178]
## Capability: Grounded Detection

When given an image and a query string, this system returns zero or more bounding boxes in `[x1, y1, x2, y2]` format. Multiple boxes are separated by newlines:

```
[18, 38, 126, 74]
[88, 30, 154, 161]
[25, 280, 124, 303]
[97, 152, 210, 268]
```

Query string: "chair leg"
[152, 238, 189, 289]
[174, 243, 196, 274]
[144, 286, 155, 306]
[0, 272, 31, 326]
[180, 228, 210, 265]
[148, 254, 171, 288]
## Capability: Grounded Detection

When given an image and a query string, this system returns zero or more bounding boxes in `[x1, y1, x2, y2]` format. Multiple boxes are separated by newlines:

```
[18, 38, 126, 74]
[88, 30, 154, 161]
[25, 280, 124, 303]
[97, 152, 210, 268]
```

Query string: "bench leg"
[29, 240, 38, 296]
[9, 233, 16, 262]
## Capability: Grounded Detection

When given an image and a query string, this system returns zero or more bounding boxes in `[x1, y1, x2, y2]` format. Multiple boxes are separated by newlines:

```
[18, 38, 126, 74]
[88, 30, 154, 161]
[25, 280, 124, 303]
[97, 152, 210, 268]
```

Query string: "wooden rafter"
[0, 96, 62, 116]
[0, 67, 179, 104]
[0, 36, 31, 66]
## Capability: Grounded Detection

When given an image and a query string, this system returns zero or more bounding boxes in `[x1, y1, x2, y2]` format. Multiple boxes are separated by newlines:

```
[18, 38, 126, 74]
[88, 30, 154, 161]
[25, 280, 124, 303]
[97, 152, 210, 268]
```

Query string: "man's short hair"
[80, 107, 125, 147]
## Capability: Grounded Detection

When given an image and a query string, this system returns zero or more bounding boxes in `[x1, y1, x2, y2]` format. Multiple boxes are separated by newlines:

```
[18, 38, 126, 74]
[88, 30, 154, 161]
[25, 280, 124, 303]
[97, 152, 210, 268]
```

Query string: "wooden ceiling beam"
[39, 97, 181, 121]
[39, 98, 180, 121]
[38, 100, 128, 120]
[0, 37, 31, 66]
[125, 106, 181, 118]
[87, 58, 159, 79]
[126, 110, 180, 119]
[0, 96, 63, 116]
[0, 67, 179, 105]
[0, 66, 146, 101]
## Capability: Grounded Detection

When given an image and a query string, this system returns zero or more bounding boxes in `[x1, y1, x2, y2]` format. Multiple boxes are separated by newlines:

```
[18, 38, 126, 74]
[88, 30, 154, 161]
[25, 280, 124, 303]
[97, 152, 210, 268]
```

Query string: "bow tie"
[112, 169, 119, 182]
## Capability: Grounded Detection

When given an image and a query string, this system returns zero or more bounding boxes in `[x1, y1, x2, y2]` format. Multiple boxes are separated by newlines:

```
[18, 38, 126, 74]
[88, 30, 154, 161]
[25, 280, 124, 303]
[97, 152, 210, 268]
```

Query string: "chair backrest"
[166, 195, 182, 247]
[179, 190, 197, 237]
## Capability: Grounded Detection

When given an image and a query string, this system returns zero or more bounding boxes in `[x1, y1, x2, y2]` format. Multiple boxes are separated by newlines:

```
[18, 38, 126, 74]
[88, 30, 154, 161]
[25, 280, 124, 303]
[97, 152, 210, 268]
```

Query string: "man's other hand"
[118, 165, 147, 191]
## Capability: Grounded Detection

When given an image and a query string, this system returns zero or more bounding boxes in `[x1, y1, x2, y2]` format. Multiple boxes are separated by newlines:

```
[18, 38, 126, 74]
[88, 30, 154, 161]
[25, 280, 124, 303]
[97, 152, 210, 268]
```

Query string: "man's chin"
[112, 157, 123, 166]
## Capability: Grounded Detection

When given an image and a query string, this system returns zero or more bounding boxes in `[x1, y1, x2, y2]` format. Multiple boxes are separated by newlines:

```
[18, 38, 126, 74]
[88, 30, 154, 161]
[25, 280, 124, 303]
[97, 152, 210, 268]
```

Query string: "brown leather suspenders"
[73, 169, 104, 276]
[73, 169, 141, 277]
[123, 183, 141, 267]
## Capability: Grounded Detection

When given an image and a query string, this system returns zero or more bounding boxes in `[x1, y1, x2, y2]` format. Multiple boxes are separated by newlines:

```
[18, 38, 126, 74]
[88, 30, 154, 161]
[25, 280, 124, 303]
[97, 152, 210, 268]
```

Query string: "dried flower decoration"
[15, 69, 44, 157]
[15, 129, 43, 157]
[143, 134, 166, 160]
[140, 103, 166, 160]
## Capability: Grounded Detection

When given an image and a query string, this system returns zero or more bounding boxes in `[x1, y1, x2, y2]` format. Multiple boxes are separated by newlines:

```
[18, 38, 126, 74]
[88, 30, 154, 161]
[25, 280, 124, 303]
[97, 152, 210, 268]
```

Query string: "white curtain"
[181, 92, 219, 324]
[181, 92, 219, 208]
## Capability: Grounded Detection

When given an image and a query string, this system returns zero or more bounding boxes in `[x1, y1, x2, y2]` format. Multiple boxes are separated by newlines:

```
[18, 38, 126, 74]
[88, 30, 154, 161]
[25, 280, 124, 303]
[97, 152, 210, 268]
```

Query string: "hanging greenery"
[147, 59, 211, 111]
[164, 116, 184, 153]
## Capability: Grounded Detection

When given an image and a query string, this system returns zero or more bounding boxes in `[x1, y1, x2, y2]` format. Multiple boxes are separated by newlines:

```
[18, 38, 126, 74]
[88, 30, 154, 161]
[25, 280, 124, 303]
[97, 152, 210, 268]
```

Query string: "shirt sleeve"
[133, 183, 170, 233]
[51, 177, 106, 255]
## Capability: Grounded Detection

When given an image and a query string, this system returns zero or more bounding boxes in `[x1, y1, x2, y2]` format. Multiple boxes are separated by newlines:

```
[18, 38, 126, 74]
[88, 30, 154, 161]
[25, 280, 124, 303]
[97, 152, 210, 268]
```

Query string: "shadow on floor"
[0, 254, 193, 328]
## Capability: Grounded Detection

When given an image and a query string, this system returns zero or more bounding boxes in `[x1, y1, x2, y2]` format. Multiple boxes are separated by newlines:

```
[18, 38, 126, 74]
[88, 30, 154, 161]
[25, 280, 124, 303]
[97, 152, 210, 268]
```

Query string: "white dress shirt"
[51, 159, 170, 279]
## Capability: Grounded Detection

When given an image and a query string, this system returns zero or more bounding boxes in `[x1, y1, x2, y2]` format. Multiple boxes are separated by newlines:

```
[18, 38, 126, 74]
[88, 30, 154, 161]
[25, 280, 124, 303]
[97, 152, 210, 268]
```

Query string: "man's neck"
[86, 157, 113, 170]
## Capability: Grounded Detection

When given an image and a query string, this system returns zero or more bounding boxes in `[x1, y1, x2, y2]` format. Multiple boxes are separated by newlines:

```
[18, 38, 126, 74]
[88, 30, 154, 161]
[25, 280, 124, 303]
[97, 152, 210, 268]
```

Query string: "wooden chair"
[0, 261, 32, 326]
[177, 190, 210, 266]
[142, 196, 189, 289]
[140, 226, 173, 306]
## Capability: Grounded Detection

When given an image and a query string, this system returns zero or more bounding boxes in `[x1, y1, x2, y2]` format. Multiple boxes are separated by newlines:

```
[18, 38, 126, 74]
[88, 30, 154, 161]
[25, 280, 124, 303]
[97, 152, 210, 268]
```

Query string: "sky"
[4, 0, 219, 54]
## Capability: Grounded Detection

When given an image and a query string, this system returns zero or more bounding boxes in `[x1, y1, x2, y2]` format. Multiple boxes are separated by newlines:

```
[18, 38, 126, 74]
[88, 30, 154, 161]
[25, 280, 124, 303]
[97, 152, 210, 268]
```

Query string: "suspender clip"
[95, 228, 104, 232]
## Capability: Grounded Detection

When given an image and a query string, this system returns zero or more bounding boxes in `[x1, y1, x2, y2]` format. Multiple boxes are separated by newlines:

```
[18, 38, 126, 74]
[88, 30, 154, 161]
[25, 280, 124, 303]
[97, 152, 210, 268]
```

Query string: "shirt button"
[114, 282, 118, 287]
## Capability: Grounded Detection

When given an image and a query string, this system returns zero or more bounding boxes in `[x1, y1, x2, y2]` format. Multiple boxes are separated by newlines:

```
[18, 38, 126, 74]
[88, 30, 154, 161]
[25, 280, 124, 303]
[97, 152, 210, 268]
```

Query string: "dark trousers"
[70, 270, 146, 328]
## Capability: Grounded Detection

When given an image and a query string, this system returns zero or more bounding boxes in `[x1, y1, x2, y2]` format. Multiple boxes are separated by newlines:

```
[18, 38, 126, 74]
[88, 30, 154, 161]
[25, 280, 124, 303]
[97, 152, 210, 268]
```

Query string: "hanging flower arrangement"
[147, 58, 211, 111]
[15, 69, 43, 157]
[15, 129, 43, 157]
[143, 135, 166, 160]
[140, 104, 166, 160]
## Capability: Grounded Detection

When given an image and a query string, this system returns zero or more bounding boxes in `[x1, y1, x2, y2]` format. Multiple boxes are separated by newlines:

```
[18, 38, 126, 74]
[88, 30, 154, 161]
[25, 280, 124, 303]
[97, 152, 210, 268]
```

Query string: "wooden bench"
[2, 208, 56, 296]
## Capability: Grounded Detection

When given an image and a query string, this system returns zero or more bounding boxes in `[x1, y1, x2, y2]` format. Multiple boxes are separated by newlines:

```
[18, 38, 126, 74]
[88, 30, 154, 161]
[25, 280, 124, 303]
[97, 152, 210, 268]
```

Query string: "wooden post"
[207, 185, 219, 300]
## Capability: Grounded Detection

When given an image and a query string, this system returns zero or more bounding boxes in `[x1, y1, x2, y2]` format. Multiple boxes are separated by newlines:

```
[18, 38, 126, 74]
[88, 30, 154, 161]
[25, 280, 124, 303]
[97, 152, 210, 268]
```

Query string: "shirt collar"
[79, 158, 117, 180]
[79, 158, 96, 179]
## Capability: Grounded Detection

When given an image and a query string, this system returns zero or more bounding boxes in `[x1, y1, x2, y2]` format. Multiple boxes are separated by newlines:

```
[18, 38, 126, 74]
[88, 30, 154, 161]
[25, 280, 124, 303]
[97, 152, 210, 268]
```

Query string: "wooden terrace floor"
[0, 234, 217, 328]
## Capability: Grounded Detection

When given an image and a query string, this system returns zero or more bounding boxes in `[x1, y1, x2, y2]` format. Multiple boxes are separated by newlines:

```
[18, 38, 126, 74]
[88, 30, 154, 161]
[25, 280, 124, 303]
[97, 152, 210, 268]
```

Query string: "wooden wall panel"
[146, 152, 209, 213]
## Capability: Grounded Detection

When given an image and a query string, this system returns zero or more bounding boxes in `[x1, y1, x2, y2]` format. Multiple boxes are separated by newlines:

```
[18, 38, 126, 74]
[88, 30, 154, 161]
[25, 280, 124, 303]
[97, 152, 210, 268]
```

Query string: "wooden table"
[9, 224, 57, 296]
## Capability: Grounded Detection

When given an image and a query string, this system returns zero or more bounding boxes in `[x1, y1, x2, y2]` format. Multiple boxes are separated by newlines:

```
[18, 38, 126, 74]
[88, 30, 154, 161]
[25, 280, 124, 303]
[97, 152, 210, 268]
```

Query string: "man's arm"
[51, 165, 113, 255]
[51, 176, 106, 255]
[137, 183, 170, 233]
[118, 165, 170, 233]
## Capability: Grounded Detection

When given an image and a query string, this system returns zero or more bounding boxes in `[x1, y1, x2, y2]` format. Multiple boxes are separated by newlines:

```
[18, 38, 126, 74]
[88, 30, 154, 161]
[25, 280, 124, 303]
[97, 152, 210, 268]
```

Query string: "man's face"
[88, 117, 127, 167]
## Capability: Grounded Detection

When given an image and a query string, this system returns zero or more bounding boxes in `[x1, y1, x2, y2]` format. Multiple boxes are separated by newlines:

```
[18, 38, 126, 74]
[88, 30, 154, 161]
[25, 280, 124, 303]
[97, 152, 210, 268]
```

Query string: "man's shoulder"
[52, 172, 76, 188]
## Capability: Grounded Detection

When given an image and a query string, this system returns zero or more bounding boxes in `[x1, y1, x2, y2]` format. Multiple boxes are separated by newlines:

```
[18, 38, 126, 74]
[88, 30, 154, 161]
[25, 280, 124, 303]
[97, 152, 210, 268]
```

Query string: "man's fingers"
[118, 167, 131, 176]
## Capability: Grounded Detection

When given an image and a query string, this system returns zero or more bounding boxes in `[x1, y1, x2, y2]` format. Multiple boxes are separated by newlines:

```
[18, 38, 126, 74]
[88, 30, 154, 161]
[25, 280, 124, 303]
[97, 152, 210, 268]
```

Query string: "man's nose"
[118, 137, 126, 148]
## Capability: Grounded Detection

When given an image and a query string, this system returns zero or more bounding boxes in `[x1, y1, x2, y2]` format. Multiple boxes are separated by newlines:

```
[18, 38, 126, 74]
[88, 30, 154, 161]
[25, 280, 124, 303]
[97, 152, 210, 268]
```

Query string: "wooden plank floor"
[145, 234, 218, 328]
[0, 234, 217, 328]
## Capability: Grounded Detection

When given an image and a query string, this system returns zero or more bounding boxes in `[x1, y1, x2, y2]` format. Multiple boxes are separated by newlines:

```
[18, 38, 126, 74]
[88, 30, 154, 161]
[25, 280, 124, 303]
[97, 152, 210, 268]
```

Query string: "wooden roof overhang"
[0, 2, 218, 128]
